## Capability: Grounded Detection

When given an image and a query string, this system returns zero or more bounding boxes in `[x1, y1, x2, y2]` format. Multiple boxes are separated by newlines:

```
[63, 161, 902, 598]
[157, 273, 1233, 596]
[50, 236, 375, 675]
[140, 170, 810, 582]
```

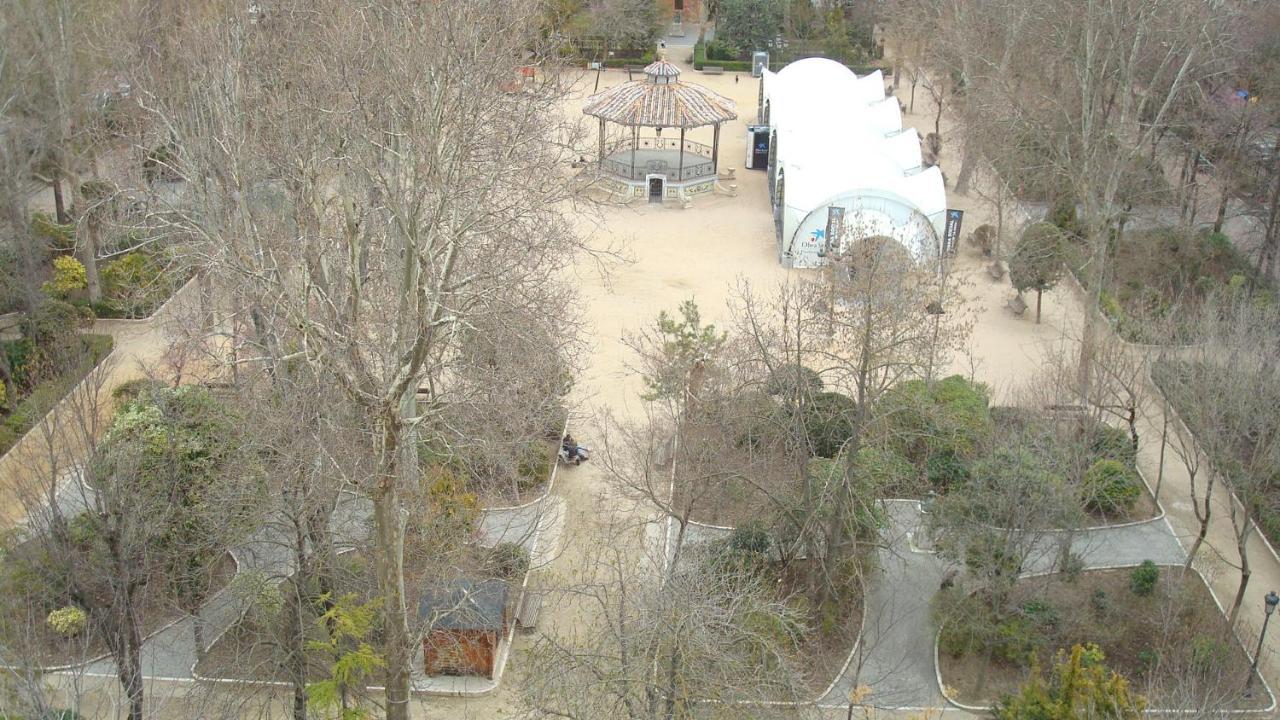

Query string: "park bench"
[1005, 294, 1027, 316]
[702, 66, 725, 75]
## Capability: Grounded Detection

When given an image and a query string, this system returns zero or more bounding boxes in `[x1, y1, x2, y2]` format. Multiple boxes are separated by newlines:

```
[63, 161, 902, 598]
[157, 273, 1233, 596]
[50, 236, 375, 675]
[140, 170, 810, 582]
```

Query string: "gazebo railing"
[599, 137, 717, 181]
[634, 137, 713, 158]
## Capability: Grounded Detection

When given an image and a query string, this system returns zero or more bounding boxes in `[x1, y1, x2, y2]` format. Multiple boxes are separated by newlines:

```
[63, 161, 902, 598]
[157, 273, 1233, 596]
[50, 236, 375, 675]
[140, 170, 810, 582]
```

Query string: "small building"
[419, 579, 509, 678]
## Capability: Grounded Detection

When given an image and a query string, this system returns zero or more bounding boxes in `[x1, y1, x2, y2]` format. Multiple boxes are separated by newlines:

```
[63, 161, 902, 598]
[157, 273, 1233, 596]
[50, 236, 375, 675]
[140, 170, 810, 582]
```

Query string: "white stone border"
[934, 563, 1278, 715]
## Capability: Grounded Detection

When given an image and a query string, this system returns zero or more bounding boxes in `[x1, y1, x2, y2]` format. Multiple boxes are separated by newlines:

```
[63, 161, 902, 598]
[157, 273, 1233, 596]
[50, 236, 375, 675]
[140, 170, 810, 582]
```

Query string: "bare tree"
[517, 521, 813, 719]
[138, 2, 587, 714]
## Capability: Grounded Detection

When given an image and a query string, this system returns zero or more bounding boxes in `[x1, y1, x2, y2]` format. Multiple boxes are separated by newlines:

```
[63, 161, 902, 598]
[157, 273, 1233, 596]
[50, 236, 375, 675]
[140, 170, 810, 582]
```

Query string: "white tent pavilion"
[759, 58, 946, 268]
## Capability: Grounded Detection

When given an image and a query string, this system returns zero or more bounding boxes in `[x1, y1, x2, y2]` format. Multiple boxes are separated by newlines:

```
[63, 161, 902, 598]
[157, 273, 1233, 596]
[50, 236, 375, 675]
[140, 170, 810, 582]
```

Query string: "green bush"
[1090, 588, 1111, 616]
[42, 256, 88, 300]
[802, 391, 857, 458]
[486, 542, 530, 580]
[100, 251, 177, 319]
[46, 606, 87, 637]
[729, 521, 772, 555]
[1046, 196, 1082, 240]
[926, 449, 969, 490]
[1090, 424, 1136, 466]
[993, 615, 1045, 663]
[516, 442, 552, 492]
[691, 41, 754, 72]
[881, 376, 992, 468]
[1128, 560, 1159, 596]
[1190, 635, 1229, 674]
[0, 334, 112, 455]
[1082, 459, 1141, 515]
[764, 363, 823, 401]
[31, 212, 75, 252]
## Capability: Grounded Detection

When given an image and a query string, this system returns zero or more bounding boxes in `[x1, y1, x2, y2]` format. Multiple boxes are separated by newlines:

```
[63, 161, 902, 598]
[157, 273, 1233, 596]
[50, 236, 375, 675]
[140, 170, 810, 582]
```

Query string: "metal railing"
[599, 138, 716, 181]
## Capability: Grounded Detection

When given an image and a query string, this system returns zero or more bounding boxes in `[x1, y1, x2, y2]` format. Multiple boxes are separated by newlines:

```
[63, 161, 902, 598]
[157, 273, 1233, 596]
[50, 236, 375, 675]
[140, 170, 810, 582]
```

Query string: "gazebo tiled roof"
[583, 58, 738, 129]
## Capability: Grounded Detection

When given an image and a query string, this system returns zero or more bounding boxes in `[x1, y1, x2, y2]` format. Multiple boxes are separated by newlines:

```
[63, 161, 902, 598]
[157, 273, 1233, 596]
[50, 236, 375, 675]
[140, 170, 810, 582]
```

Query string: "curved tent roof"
[582, 58, 738, 129]
[761, 59, 946, 261]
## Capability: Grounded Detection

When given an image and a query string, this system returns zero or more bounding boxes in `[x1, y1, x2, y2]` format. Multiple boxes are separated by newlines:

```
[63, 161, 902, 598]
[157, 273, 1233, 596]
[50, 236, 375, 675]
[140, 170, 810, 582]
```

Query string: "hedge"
[692, 41, 752, 72]
[0, 334, 113, 456]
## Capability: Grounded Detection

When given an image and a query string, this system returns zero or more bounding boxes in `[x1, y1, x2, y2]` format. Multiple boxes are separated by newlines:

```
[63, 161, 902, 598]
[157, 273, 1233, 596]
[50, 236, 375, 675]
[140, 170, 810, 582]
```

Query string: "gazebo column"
[598, 118, 605, 169]
[630, 126, 637, 179]
[712, 123, 720, 172]
[678, 127, 685, 180]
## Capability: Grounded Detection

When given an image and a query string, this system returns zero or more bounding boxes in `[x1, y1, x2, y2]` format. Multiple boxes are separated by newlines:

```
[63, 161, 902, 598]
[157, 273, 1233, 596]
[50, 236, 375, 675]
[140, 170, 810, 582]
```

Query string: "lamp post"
[1245, 590, 1280, 696]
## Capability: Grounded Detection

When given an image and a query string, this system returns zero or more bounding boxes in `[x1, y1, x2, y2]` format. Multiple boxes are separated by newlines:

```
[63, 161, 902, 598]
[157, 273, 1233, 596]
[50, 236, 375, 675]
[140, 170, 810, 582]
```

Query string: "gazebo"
[583, 57, 737, 202]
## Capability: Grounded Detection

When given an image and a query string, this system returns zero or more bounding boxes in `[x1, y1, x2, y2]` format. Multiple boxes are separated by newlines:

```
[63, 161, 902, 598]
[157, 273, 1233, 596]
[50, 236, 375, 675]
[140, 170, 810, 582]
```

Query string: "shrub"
[1046, 196, 1082, 240]
[1090, 424, 1136, 466]
[100, 251, 174, 318]
[1021, 599, 1060, 630]
[1128, 560, 1159, 597]
[803, 391, 857, 458]
[112, 378, 164, 402]
[1083, 459, 1141, 515]
[486, 542, 530, 579]
[426, 468, 479, 531]
[968, 224, 996, 256]
[31, 212, 75, 251]
[42, 256, 88, 299]
[730, 521, 772, 555]
[1062, 552, 1085, 582]
[1190, 635, 1229, 674]
[516, 442, 552, 492]
[926, 449, 969, 490]
[764, 363, 823, 401]
[143, 143, 181, 183]
[1136, 649, 1159, 676]
[1090, 588, 1111, 616]
[993, 615, 1044, 663]
[46, 606, 87, 637]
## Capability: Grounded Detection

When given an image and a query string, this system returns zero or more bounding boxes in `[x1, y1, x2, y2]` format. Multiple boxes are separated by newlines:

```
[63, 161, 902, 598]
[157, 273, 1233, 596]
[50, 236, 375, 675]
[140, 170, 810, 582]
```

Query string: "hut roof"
[418, 579, 508, 631]
[582, 59, 737, 129]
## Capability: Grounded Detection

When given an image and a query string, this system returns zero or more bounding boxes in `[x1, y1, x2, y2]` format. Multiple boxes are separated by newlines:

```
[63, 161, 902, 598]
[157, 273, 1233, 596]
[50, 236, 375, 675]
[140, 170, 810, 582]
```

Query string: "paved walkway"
[43, 487, 563, 689]
[818, 500, 1186, 710]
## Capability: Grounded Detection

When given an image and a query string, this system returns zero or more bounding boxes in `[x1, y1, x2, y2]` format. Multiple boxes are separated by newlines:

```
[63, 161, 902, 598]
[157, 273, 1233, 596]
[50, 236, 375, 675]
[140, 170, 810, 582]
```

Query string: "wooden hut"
[419, 579, 509, 678]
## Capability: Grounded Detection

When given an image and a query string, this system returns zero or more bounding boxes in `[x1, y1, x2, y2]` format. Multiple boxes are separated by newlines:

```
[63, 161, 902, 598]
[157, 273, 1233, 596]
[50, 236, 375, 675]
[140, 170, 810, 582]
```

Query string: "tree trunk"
[1229, 545, 1251, 627]
[954, 144, 975, 195]
[1185, 473, 1211, 570]
[80, 221, 102, 302]
[1213, 186, 1229, 234]
[192, 614, 205, 663]
[1261, 138, 1280, 278]
[1035, 288, 1043, 324]
[374, 423, 412, 720]
[120, 617, 145, 720]
[52, 172, 68, 225]
[286, 575, 309, 720]
[663, 637, 680, 720]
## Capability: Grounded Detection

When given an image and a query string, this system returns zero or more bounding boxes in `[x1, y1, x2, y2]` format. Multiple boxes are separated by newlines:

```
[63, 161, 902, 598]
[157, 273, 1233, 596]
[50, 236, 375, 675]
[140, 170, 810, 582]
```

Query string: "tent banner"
[942, 209, 963, 256]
